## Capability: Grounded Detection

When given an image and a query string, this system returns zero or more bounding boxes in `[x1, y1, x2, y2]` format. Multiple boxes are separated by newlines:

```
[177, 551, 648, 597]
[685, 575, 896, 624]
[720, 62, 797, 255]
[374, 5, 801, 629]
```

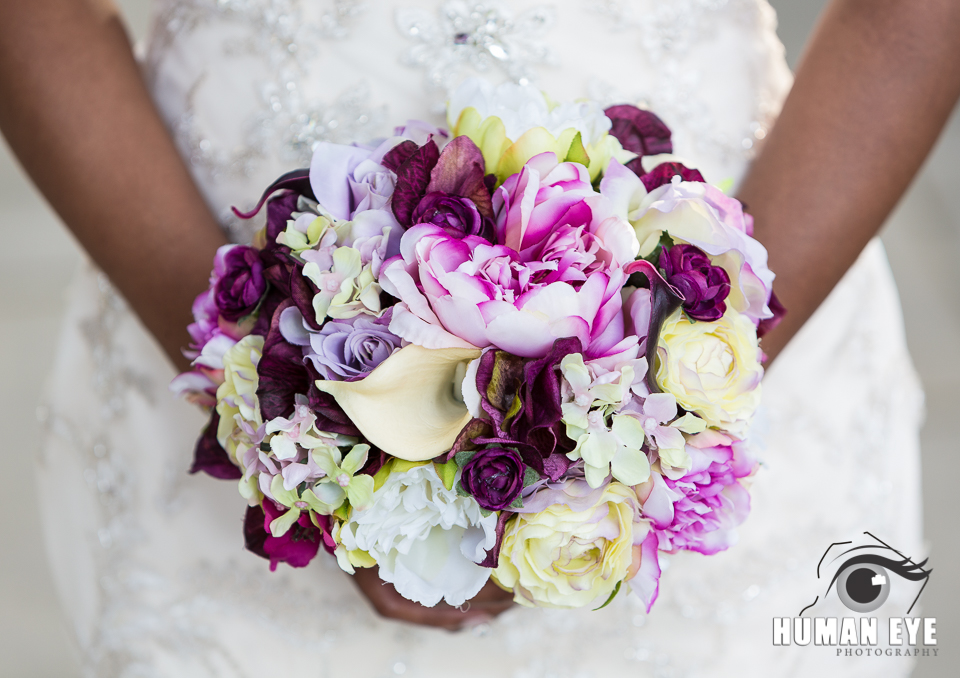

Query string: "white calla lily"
[315, 344, 482, 461]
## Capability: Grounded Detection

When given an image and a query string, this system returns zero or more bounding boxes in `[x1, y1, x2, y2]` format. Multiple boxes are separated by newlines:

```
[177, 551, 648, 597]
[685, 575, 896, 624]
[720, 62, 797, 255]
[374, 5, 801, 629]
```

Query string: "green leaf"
[434, 460, 459, 491]
[563, 131, 590, 167]
[508, 495, 524, 509]
[522, 466, 541, 487]
[456, 481, 471, 498]
[593, 580, 623, 611]
[454, 449, 478, 469]
[479, 507, 493, 518]
[501, 393, 523, 432]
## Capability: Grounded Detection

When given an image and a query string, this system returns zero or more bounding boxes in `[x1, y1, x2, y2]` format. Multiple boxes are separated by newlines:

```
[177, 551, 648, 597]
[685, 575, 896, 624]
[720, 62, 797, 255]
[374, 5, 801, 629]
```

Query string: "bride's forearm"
[0, 0, 227, 372]
[738, 0, 960, 362]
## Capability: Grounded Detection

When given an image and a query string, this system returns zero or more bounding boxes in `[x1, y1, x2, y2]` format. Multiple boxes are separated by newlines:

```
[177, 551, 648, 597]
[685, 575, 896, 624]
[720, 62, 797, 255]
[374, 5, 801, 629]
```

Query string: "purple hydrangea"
[214, 245, 268, 322]
[459, 446, 526, 511]
[659, 244, 731, 322]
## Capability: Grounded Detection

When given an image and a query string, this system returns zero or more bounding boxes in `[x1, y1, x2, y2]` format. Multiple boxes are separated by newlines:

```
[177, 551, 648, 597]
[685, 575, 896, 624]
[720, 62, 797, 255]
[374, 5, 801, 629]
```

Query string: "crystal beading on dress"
[396, 2, 556, 98]
[36, 1, 924, 676]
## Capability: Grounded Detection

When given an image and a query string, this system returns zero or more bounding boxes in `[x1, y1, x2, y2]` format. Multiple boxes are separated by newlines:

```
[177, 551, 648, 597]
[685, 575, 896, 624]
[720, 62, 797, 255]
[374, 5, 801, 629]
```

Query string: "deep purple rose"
[214, 244, 268, 321]
[460, 446, 526, 511]
[659, 244, 731, 322]
[411, 192, 494, 241]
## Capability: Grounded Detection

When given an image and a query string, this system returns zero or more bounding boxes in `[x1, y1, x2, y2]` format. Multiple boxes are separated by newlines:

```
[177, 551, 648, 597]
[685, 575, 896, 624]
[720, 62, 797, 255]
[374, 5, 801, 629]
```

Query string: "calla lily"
[315, 344, 482, 461]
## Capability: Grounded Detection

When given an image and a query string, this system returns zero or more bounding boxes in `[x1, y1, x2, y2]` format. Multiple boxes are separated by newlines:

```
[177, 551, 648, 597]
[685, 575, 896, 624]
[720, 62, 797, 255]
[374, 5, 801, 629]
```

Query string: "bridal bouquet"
[174, 79, 783, 612]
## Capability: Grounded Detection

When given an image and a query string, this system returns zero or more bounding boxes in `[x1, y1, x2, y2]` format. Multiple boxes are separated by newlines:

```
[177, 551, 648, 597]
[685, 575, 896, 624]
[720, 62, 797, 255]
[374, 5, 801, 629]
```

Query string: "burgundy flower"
[388, 135, 494, 228]
[604, 104, 672, 176]
[214, 245, 267, 322]
[411, 192, 495, 241]
[460, 446, 526, 511]
[189, 410, 241, 480]
[640, 162, 705, 192]
[456, 338, 580, 481]
[659, 244, 731, 322]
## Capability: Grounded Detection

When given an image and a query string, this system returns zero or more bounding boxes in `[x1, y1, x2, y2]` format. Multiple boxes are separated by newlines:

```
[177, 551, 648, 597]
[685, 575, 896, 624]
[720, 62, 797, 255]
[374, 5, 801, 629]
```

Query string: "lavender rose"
[659, 244, 731, 322]
[304, 311, 402, 380]
[214, 244, 267, 321]
[459, 446, 526, 511]
[411, 192, 494, 241]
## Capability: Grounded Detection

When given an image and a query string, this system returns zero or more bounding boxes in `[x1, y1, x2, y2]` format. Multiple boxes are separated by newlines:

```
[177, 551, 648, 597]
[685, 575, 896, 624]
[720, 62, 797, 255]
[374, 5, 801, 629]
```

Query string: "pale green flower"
[215, 335, 264, 465]
[311, 443, 375, 512]
[302, 247, 383, 321]
[268, 475, 338, 537]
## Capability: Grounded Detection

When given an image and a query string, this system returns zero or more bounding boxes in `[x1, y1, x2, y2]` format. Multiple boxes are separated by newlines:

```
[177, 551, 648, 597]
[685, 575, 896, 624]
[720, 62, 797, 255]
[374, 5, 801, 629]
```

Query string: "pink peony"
[493, 152, 638, 283]
[381, 224, 627, 358]
[639, 430, 757, 555]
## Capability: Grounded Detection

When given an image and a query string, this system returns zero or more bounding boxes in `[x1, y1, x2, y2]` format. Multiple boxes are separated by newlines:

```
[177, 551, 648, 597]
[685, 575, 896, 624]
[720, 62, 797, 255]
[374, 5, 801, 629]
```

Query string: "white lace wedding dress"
[36, 1, 926, 676]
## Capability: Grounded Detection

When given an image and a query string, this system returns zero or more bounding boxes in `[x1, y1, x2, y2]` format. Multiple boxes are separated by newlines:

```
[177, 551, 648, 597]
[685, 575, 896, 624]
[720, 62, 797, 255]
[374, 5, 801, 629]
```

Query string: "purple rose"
[411, 192, 494, 241]
[460, 446, 526, 511]
[659, 244, 731, 322]
[214, 244, 268, 322]
[303, 311, 402, 380]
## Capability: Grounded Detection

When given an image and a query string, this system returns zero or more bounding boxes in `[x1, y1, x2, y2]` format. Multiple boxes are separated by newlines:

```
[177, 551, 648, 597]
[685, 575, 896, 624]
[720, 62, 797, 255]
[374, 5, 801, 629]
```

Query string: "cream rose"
[492, 481, 643, 609]
[655, 308, 763, 437]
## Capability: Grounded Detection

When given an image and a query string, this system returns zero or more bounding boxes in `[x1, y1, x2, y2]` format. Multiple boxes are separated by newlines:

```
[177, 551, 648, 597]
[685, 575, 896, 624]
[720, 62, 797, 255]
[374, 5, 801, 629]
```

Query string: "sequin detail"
[149, 0, 379, 179]
[396, 2, 556, 94]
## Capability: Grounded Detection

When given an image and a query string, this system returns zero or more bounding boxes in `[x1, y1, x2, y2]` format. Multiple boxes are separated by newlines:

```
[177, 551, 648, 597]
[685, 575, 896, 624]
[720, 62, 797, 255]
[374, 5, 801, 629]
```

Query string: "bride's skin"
[0, 0, 957, 630]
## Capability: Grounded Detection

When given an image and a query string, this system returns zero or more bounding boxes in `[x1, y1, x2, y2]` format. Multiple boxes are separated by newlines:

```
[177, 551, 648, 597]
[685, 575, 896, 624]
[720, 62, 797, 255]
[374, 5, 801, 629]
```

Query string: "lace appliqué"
[396, 1, 556, 97]
[149, 0, 382, 180]
[590, 0, 786, 166]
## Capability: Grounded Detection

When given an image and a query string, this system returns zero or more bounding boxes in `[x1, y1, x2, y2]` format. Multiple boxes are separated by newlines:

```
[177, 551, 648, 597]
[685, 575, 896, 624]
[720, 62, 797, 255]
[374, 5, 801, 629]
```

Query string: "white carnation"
[339, 464, 498, 607]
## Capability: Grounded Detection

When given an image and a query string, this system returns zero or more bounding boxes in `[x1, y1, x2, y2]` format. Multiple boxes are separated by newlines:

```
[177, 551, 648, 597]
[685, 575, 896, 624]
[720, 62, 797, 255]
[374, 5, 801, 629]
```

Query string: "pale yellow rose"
[656, 308, 763, 437]
[492, 482, 641, 609]
[216, 334, 264, 466]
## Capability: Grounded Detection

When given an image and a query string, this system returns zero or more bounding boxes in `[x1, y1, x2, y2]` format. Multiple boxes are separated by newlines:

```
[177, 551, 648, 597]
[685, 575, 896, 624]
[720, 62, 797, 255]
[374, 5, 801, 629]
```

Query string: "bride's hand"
[352, 566, 515, 631]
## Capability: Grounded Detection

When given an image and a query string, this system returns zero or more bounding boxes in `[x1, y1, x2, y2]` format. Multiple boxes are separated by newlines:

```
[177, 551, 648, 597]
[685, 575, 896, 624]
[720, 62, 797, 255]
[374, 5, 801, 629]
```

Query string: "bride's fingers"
[469, 579, 515, 606]
[352, 567, 513, 630]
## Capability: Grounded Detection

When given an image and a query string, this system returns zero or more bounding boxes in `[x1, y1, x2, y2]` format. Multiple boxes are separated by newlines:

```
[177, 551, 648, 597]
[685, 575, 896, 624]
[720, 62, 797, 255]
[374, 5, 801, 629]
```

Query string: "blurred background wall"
[0, 1, 956, 675]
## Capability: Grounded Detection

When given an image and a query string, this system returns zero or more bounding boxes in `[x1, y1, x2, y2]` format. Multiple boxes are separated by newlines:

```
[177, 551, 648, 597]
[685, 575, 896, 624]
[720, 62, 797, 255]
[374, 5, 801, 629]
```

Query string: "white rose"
[339, 463, 498, 607]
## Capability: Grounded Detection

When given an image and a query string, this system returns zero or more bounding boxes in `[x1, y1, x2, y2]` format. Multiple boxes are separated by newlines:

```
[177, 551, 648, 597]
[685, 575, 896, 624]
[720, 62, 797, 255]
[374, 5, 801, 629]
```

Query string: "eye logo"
[800, 532, 932, 616]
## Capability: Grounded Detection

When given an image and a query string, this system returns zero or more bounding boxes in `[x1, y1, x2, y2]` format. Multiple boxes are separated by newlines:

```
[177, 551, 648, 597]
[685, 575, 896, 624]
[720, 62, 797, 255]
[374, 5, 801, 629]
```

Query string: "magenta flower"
[381, 224, 627, 358]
